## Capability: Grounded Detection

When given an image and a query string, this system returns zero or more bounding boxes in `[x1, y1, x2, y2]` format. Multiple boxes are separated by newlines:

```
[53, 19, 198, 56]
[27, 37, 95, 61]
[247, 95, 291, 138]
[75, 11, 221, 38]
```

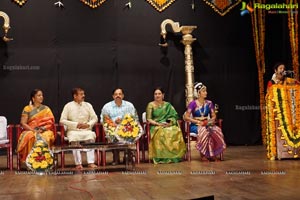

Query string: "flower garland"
[251, 0, 266, 145]
[287, 0, 299, 80]
[265, 88, 277, 160]
[273, 85, 300, 149]
[266, 84, 300, 159]
[26, 138, 54, 173]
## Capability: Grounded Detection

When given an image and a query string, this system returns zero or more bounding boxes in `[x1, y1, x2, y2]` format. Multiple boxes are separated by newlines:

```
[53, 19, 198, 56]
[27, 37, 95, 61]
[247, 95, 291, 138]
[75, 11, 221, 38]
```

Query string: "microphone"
[282, 70, 294, 76]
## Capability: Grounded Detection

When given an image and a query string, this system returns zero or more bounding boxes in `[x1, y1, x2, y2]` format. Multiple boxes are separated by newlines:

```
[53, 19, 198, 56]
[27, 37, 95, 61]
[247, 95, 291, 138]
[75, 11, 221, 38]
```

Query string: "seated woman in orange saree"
[17, 89, 55, 163]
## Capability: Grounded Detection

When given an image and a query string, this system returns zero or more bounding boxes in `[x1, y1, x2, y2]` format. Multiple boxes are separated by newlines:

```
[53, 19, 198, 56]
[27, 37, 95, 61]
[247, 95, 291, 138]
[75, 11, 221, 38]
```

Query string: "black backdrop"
[0, 0, 296, 146]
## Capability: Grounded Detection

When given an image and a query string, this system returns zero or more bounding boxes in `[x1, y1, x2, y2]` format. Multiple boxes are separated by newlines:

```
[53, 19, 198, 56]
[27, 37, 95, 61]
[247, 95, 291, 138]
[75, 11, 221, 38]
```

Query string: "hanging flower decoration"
[266, 87, 277, 160]
[145, 0, 176, 12]
[251, 0, 267, 145]
[287, 0, 299, 80]
[202, 0, 242, 16]
[115, 114, 144, 144]
[80, 0, 106, 9]
[13, 0, 28, 7]
[266, 84, 300, 159]
[273, 85, 300, 146]
[26, 137, 54, 173]
[103, 116, 118, 143]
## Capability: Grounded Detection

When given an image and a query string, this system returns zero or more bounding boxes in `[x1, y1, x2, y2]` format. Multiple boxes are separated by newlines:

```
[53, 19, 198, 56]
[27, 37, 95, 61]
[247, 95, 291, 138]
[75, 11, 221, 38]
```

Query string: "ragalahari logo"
[240, 1, 254, 16]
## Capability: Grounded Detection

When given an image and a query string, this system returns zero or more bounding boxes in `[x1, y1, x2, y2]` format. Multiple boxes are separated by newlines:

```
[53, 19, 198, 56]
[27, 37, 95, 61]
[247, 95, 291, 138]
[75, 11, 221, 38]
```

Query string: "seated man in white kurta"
[60, 88, 98, 170]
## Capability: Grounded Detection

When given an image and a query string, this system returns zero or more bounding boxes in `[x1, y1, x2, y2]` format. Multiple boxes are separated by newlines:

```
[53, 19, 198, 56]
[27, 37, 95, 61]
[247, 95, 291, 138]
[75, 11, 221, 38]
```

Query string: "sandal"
[75, 164, 83, 170]
[88, 163, 98, 168]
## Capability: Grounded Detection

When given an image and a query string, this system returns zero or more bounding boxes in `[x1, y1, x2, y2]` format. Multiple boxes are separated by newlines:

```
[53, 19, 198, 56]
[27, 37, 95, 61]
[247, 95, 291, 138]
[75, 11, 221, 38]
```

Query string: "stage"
[0, 145, 299, 200]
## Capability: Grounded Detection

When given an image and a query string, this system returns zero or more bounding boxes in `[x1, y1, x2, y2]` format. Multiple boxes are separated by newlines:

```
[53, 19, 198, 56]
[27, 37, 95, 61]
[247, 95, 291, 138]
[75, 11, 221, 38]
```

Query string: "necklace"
[155, 101, 164, 108]
[196, 100, 207, 120]
[32, 104, 41, 112]
[199, 104, 206, 117]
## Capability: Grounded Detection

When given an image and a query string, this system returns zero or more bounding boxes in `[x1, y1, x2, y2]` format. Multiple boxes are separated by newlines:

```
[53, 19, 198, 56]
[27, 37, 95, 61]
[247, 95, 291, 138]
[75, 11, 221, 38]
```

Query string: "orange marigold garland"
[266, 87, 277, 159]
[287, 0, 299, 80]
[251, 0, 267, 145]
[275, 85, 300, 148]
[266, 84, 300, 160]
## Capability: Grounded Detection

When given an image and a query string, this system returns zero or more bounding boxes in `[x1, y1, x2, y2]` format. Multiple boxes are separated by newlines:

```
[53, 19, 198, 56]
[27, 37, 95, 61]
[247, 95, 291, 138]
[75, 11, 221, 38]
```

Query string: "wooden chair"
[140, 121, 149, 162]
[184, 119, 224, 162]
[58, 123, 101, 168]
[0, 116, 14, 170]
[16, 124, 57, 170]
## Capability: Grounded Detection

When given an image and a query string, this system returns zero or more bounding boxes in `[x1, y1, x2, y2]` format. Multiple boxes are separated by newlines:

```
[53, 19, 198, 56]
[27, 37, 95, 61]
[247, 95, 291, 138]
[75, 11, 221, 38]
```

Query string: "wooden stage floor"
[0, 145, 299, 200]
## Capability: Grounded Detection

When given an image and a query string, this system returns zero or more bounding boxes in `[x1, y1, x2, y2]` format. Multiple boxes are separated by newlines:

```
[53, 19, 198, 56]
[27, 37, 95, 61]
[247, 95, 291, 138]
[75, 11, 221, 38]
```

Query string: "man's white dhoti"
[68, 130, 96, 165]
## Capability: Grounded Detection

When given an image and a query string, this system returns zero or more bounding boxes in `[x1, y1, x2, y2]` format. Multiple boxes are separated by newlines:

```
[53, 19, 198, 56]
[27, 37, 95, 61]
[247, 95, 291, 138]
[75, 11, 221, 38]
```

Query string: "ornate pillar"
[181, 32, 196, 106]
[159, 19, 197, 106]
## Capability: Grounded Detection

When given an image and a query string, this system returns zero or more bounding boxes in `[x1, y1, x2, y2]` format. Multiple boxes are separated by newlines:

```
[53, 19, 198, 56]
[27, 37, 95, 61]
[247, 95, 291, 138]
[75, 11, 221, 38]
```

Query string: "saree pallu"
[149, 125, 186, 164]
[17, 105, 55, 162]
[195, 125, 226, 158]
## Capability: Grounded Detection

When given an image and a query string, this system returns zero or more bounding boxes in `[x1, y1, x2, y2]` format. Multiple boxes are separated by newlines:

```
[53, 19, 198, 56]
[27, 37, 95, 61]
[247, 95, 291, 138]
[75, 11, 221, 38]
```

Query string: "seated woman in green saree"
[17, 89, 55, 163]
[146, 87, 186, 164]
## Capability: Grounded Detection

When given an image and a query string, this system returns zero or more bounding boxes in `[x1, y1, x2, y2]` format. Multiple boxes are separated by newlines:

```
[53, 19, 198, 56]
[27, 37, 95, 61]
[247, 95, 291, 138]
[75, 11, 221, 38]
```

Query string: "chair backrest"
[142, 112, 147, 123]
[0, 116, 7, 140]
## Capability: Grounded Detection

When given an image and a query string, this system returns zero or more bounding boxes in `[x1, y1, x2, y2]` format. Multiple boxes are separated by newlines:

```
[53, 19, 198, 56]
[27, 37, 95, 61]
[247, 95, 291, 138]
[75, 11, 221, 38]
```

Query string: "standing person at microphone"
[267, 62, 286, 88]
[267, 62, 298, 89]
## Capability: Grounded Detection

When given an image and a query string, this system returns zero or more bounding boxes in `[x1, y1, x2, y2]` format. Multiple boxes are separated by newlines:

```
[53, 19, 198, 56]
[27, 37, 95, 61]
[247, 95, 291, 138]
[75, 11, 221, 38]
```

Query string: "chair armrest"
[100, 123, 106, 142]
[142, 121, 150, 148]
[95, 123, 102, 142]
[15, 124, 24, 139]
[58, 123, 66, 146]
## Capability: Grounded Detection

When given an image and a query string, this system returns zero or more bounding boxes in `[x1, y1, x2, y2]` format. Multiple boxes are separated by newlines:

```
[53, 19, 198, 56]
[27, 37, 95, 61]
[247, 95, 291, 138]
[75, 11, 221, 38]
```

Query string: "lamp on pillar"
[159, 19, 197, 106]
[0, 11, 13, 42]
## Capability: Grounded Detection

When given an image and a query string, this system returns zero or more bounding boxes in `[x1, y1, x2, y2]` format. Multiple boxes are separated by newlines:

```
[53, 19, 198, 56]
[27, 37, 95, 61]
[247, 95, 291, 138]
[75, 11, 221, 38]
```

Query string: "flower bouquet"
[115, 114, 144, 144]
[26, 135, 54, 174]
[103, 115, 118, 143]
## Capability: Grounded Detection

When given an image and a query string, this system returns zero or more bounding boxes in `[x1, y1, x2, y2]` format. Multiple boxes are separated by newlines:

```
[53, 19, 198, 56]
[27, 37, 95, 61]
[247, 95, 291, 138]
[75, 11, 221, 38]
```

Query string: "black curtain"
[0, 0, 295, 147]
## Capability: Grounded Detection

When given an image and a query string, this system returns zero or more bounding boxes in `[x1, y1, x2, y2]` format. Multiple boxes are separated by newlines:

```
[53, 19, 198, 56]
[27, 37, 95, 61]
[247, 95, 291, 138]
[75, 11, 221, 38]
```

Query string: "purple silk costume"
[188, 100, 226, 158]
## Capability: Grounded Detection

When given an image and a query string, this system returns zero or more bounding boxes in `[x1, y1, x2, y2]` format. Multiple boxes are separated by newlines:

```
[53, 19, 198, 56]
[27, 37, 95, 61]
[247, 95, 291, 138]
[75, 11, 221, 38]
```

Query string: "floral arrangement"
[266, 84, 300, 159]
[115, 114, 143, 144]
[103, 115, 118, 143]
[26, 137, 54, 173]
